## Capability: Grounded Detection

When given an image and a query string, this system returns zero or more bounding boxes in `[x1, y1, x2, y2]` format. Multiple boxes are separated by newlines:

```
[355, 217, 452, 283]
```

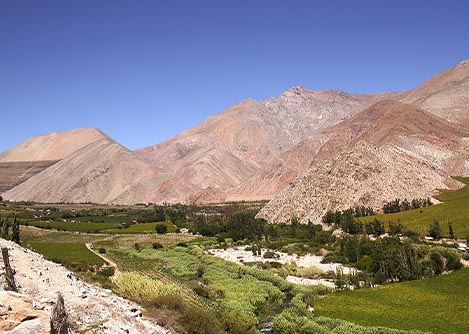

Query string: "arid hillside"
[3, 138, 164, 205]
[0, 127, 107, 162]
[256, 142, 463, 224]
[230, 100, 469, 201]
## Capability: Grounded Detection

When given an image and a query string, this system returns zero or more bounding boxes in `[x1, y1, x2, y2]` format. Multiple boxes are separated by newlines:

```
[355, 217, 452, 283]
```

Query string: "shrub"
[155, 223, 168, 234]
[98, 266, 115, 277]
[98, 247, 106, 254]
[152, 242, 164, 249]
[181, 304, 222, 334]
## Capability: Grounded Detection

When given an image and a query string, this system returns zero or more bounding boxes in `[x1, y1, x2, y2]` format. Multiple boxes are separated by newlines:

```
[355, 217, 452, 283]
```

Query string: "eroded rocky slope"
[0, 238, 169, 334]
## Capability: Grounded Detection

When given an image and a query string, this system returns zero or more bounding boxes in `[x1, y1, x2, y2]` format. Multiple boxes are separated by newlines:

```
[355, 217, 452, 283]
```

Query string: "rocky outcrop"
[257, 142, 462, 224]
[0, 238, 170, 334]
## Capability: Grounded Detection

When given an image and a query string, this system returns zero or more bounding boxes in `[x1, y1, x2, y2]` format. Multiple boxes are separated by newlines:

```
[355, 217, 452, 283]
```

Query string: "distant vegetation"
[358, 177, 469, 237]
[3, 181, 468, 334]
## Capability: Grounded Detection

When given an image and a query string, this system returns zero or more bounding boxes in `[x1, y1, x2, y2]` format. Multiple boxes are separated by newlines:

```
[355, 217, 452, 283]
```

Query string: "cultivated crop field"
[26, 220, 121, 232]
[27, 242, 105, 266]
[359, 177, 469, 237]
[105, 221, 176, 234]
[314, 268, 469, 334]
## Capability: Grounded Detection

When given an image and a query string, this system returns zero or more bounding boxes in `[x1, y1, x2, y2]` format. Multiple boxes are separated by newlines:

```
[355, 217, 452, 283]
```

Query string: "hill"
[256, 142, 461, 224]
[3, 138, 164, 204]
[0, 127, 107, 162]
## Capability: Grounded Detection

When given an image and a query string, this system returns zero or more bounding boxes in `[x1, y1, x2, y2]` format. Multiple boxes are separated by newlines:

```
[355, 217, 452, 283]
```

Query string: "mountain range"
[1, 59, 468, 223]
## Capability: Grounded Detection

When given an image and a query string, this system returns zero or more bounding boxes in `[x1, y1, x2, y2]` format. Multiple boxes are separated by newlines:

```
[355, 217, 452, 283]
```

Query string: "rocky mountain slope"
[0, 238, 169, 334]
[230, 100, 469, 201]
[3, 138, 165, 204]
[256, 142, 463, 224]
[136, 88, 398, 203]
[400, 59, 469, 124]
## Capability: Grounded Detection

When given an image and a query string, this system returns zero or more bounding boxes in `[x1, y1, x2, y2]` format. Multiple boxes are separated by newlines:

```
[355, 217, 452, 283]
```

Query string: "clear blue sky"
[1, 0, 468, 152]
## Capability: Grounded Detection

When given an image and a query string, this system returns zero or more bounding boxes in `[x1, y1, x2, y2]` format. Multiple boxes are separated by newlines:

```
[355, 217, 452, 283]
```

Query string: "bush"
[176, 242, 188, 247]
[98, 247, 106, 254]
[263, 250, 278, 259]
[152, 242, 164, 249]
[155, 223, 168, 234]
[181, 304, 222, 334]
[98, 266, 115, 277]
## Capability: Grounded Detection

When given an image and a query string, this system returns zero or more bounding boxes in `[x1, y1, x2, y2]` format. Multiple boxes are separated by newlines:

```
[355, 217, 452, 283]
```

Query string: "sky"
[1, 0, 469, 152]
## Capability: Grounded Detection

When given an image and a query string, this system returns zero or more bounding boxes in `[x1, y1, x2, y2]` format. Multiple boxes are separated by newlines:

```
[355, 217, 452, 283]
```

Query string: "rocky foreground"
[0, 238, 170, 334]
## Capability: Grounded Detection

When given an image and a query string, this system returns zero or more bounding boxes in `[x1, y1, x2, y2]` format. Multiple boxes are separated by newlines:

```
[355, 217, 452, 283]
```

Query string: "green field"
[315, 268, 469, 334]
[105, 221, 176, 234]
[359, 177, 469, 237]
[26, 220, 120, 232]
[27, 242, 105, 266]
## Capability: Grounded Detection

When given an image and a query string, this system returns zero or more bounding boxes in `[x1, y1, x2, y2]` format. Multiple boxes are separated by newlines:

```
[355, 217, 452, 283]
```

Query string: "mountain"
[2, 59, 468, 207]
[256, 142, 463, 224]
[0, 127, 107, 162]
[400, 59, 469, 123]
[230, 100, 469, 201]
[0, 127, 109, 193]
[3, 137, 164, 204]
[136, 88, 398, 203]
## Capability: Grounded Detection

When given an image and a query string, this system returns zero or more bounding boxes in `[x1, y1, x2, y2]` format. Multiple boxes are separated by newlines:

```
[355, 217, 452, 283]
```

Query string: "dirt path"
[85, 243, 121, 276]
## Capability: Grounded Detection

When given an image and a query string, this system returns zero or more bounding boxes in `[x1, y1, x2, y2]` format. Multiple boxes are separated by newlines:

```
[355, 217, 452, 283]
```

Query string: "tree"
[1, 219, 10, 239]
[155, 223, 168, 234]
[11, 215, 20, 244]
[388, 221, 403, 236]
[429, 220, 442, 240]
[448, 222, 455, 240]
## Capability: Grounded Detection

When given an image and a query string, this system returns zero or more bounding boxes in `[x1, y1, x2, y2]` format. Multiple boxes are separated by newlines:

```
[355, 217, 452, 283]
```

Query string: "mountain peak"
[0, 127, 109, 162]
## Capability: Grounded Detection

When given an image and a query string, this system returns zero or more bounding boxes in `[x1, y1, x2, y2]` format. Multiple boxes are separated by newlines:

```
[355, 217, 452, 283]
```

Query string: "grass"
[25, 220, 121, 232]
[314, 268, 469, 334]
[26, 242, 105, 266]
[105, 221, 176, 234]
[358, 177, 469, 237]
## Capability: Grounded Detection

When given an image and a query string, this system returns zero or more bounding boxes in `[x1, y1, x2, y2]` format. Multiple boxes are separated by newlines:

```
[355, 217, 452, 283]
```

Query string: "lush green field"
[27, 242, 105, 266]
[25, 220, 120, 232]
[314, 268, 469, 334]
[105, 221, 176, 234]
[359, 177, 469, 237]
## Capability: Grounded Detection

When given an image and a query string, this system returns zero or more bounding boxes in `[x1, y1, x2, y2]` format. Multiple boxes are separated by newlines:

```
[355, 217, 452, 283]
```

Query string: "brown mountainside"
[3, 138, 164, 204]
[400, 59, 469, 123]
[231, 100, 469, 201]
[0, 127, 107, 162]
[136, 88, 398, 203]
[256, 142, 462, 224]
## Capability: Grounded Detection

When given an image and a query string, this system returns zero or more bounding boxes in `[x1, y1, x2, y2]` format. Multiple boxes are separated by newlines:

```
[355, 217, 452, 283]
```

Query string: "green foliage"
[26, 220, 120, 232]
[315, 268, 469, 334]
[113, 272, 182, 304]
[428, 219, 442, 240]
[107, 221, 176, 234]
[359, 177, 469, 237]
[11, 215, 20, 244]
[155, 223, 168, 234]
[273, 294, 425, 334]
[28, 242, 105, 266]
[98, 247, 106, 254]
